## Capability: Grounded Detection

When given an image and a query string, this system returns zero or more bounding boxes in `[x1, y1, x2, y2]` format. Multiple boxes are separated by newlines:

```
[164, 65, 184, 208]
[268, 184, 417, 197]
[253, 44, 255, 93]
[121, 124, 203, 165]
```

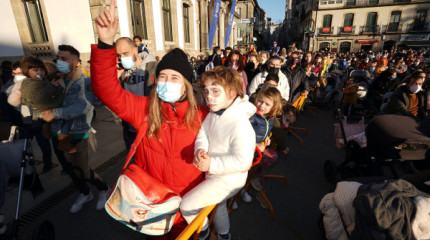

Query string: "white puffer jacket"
[194, 95, 256, 189]
[248, 70, 290, 101]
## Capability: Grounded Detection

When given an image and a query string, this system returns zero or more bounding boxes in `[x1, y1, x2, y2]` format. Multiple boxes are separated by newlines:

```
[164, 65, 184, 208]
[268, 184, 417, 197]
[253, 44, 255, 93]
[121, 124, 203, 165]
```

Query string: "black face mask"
[246, 62, 255, 69]
[268, 67, 280, 75]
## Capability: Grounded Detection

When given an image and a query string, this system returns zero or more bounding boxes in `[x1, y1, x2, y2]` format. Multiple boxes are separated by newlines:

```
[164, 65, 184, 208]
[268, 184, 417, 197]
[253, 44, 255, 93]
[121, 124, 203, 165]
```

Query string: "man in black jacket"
[209, 46, 223, 67]
[282, 52, 310, 103]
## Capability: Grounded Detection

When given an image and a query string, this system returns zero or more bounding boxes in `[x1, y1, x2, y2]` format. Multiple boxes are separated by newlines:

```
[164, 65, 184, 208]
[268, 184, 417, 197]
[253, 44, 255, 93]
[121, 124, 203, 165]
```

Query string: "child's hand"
[194, 149, 210, 172]
[264, 137, 271, 147]
[256, 143, 265, 152]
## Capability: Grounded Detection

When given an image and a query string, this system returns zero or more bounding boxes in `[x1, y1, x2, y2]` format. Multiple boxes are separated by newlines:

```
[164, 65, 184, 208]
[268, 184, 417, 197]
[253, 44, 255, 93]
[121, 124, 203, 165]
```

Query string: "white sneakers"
[231, 201, 238, 210]
[240, 189, 252, 203]
[96, 187, 110, 210]
[70, 192, 94, 214]
[70, 187, 110, 213]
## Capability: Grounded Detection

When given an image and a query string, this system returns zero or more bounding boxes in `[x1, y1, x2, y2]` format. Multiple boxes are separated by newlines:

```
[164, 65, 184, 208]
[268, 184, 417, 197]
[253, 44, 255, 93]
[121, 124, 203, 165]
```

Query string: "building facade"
[281, 0, 430, 52]
[0, 0, 240, 63]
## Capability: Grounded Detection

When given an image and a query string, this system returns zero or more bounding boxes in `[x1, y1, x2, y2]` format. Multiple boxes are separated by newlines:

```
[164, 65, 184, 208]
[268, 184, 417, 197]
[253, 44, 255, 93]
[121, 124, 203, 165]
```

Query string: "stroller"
[0, 123, 54, 240]
[324, 110, 430, 184]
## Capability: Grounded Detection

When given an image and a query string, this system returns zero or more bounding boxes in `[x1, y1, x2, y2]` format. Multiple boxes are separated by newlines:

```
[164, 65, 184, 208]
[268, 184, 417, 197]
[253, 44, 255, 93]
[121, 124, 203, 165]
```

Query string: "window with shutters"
[413, 9, 428, 31]
[343, 13, 354, 32]
[365, 12, 377, 32]
[322, 15, 332, 33]
[345, 0, 355, 6]
[23, 0, 48, 43]
[183, 4, 190, 43]
[388, 11, 401, 31]
[130, 0, 148, 39]
[162, 0, 173, 41]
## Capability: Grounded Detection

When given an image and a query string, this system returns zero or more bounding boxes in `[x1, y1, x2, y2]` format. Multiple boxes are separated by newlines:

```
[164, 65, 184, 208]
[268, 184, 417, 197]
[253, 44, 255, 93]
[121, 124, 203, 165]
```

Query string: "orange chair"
[176, 204, 218, 240]
[227, 148, 288, 220]
[288, 94, 309, 148]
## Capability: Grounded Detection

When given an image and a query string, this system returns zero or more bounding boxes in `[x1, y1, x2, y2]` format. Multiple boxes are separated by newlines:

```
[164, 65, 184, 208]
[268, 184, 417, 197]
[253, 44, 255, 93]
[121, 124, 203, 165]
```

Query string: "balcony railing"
[407, 21, 430, 32]
[338, 25, 356, 34]
[359, 25, 382, 34]
[343, 0, 409, 7]
[317, 27, 334, 35]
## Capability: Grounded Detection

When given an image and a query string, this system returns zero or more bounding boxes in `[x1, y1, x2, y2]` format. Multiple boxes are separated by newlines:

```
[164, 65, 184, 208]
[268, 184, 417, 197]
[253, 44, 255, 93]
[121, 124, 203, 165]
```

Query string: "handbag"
[105, 126, 182, 236]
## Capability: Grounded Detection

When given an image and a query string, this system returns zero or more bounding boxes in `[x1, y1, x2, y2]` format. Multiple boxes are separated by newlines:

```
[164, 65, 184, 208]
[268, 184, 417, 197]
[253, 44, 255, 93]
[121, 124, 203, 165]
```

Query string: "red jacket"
[90, 45, 208, 236]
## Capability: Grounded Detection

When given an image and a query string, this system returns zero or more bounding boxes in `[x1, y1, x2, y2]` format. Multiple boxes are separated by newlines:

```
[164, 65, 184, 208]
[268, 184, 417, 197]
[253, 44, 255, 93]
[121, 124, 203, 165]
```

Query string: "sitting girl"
[240, 86, 283, 203]
[180, 66, 256, 240]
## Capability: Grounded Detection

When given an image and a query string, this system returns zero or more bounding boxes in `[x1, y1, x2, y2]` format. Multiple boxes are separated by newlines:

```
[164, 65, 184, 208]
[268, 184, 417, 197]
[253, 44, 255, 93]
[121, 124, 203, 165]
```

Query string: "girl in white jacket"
[180, 66, 256, 240]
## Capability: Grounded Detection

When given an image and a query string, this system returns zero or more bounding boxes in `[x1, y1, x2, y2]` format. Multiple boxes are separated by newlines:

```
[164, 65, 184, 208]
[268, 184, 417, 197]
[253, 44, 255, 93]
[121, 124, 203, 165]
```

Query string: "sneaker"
[240, 189, 252, 203]
[231, 201, 238, 210]
[217, 233, 231, 240]
[96, 187, 110, 210]
[198, 227, 210, 240]
[70, 192, 94, 213]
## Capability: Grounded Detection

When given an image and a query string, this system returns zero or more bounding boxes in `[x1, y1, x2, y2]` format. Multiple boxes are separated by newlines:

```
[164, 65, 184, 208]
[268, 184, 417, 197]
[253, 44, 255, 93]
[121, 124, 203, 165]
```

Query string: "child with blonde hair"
[180, 66, 256, 240]
[239, 86, 283, 203]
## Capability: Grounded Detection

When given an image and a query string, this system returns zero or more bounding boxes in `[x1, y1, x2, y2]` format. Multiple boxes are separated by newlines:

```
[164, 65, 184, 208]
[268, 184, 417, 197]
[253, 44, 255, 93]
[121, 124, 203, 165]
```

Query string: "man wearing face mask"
[408, 58, 424, 73]
[282, 52, 310, 103]
[40, 44, 110, 214]
[249, 56, 290, 100]
[384, 74, 427, 121]
[116, 37, 157, 150]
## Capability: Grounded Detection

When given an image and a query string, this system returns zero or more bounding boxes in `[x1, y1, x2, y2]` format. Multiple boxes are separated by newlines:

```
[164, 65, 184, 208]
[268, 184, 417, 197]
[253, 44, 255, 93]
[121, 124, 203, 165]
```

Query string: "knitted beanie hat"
[156, 48, 193, 82]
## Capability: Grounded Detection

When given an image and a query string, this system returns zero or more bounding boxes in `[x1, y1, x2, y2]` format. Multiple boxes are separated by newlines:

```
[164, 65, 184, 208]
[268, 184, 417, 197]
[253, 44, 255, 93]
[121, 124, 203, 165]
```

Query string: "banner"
[208, 0, 222, 50]
[224, 0, 236, 47]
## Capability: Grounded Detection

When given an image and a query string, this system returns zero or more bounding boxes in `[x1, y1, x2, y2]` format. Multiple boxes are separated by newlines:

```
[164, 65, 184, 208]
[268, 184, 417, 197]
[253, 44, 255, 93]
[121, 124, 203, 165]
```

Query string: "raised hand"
[95, 0, 118, 45]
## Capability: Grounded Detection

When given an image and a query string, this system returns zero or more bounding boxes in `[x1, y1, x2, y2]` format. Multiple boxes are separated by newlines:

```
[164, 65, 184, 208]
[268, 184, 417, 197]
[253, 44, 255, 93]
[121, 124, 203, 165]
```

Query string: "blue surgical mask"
[156, 82, 183, 103]
[391, 76, 397, 80]
[121, 56, 135, 70]
[56, 60, 71, 74]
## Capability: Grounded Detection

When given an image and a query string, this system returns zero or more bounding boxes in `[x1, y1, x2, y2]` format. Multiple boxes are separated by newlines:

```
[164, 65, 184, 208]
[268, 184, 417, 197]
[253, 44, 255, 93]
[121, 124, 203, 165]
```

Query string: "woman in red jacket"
[91, 1, 208, 238]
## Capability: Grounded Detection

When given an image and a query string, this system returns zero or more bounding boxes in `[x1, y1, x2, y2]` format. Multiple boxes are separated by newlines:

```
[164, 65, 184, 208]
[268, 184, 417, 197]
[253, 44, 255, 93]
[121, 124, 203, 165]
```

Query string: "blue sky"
[257, 0, 286, 23]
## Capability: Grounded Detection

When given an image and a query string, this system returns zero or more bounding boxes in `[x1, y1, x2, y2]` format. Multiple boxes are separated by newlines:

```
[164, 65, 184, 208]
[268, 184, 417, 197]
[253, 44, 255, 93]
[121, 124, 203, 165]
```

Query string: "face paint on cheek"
[204, 85, 229, 112]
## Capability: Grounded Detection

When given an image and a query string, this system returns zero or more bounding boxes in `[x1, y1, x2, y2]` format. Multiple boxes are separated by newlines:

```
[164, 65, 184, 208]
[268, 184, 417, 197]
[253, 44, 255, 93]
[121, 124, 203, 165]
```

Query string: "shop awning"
[356, 39, 380, 44]
[403, 40, 430, 47]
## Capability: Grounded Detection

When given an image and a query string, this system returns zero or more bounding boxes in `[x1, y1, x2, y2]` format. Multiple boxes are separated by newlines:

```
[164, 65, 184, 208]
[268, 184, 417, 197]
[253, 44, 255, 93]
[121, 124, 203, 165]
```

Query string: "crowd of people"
[1, 2, 430, 238]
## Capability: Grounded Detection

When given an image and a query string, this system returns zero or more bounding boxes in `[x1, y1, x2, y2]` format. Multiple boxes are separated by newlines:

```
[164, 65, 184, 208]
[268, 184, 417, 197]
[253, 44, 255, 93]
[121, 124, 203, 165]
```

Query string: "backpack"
[205, 55, 217, 71]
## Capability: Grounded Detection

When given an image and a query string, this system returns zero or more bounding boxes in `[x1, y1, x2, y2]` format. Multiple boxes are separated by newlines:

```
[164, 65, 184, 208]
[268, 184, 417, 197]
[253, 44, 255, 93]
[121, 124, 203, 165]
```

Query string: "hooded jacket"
[90, 45, 208, 228]
[249, 70, 290, 101]
[195, 96, 256, 188]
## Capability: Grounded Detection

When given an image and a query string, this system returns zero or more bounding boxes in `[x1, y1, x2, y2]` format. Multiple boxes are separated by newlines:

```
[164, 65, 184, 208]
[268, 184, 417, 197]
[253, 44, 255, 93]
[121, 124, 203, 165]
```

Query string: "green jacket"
[383, 85, 427, 120]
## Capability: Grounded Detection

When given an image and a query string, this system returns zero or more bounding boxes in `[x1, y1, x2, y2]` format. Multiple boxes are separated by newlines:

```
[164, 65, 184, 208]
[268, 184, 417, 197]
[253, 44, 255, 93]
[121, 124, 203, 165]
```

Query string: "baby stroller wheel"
[324, 160, 338, 184]
[32, 220, 55, 240]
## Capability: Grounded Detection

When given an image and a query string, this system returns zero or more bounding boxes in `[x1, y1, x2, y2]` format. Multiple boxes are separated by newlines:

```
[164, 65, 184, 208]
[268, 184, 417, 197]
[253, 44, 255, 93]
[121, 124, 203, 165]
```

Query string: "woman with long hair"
[92, 2, 208, 238]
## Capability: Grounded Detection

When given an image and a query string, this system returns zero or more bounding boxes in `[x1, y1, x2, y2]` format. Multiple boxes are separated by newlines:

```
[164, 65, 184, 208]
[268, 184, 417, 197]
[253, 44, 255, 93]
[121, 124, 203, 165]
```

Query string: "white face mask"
[35, 74, 42, 79]
[410, 84, 422, 94]
[14, 75, 26, 82]
[203, 83, 232, 112]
